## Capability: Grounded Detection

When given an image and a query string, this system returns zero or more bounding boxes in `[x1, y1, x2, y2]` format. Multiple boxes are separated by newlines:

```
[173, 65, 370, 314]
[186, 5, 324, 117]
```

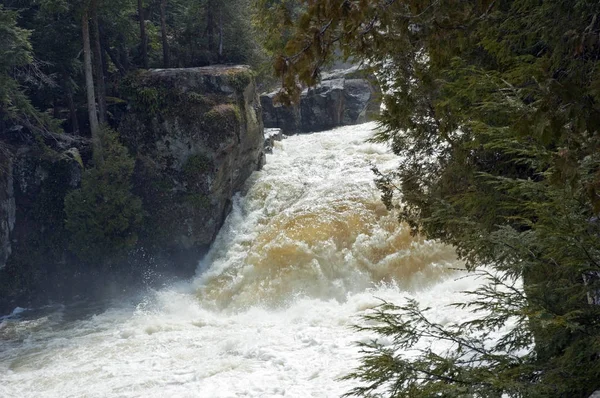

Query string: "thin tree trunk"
[90, 0, 107, 124]
[118, 32, 131, 71]
[99, 24, 127, 75]
[206, 0, 215, 60]
[82, 7, 102, 164]
[53, 96, 60, 119]
[218, 6, 223, 62]
[160, 0, 170, 68]
[138, 0, 148, 68]
[66, 84, 79, 135]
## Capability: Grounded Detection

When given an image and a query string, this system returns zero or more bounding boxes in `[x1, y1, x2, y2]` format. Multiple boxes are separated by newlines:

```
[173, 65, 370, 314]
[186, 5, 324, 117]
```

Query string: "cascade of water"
[0, 123, 478, 398]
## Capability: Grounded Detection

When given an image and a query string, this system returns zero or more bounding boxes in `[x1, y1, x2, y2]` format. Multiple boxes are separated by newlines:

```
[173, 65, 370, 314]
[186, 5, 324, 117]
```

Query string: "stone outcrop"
[261, 67, 380, 134]
[119, 65, 264, 262]
[0, 129, 89, 311]
[0, 133, 87, 272]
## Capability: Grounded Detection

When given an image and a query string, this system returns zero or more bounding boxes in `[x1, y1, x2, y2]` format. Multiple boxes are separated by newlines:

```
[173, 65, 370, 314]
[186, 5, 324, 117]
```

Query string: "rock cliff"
[119, 65, 265, 264]
[0, 65, 264, 309]
[0, 130, 89, 307]
[261, 67, 380, 133]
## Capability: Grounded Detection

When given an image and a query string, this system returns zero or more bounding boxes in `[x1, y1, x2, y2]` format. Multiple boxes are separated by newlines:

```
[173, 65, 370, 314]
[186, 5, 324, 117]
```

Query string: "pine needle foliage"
[0, 5, 58, 135]
[64, 128, 142, 264]
[255, 0, 600, 396]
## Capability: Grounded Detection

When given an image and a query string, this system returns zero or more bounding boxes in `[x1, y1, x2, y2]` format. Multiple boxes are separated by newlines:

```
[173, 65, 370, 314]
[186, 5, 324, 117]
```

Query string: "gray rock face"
[590, 391, 600, 398]
[0, 135, 87, 272]
[261, 67, 380, 133]
[119, 65, 264, 258]
[261, 92, 301, 133]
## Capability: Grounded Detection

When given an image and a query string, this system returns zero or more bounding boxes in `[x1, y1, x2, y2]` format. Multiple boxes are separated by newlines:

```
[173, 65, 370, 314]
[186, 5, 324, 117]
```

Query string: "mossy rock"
[225, 69, 253, 93]
[202, 104, 241, 134]
[184, 193, 211, 210]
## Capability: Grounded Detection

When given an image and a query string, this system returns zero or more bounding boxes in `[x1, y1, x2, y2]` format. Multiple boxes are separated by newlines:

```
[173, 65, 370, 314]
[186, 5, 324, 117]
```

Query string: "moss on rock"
[226, 69, 253, 93]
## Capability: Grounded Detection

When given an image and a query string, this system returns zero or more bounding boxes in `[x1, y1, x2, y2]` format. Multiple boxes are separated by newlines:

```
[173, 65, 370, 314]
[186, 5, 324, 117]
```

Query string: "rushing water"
[0, 123, 480, 398]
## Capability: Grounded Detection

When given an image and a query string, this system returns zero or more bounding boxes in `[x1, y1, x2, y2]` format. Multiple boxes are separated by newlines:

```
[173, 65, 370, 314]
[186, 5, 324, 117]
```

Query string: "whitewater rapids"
[0, 123, 479, 397]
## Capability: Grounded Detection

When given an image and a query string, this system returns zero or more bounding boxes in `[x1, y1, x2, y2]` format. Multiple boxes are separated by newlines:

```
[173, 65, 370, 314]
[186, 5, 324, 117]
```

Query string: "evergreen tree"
[64, 128, 142, 264]
[0, 4, 57, 135]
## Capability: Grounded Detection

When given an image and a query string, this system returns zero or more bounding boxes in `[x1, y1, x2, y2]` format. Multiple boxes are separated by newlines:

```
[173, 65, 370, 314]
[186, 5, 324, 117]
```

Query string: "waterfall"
[0, 123, 480, 398]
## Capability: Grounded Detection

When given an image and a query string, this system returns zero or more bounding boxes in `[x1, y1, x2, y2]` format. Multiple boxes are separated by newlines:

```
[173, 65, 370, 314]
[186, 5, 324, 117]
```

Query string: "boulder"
[264, 128, 284, 154]
[261, 67, 380, 133]
[119, 65, 265, 262]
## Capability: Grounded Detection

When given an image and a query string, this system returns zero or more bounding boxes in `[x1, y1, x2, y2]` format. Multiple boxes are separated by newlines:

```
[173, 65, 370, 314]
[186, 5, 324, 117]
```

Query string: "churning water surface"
[0, 123, 481, 398]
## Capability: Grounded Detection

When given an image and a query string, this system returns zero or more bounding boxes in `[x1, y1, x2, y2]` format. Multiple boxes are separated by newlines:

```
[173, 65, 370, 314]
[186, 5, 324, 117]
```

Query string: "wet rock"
[264, 128, 284, 154]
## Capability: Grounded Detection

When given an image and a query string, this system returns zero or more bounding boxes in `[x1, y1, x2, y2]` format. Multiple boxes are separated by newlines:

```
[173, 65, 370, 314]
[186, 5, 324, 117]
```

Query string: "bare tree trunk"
[90, 0, 107, 124]
[66, 87, 79, 135]
[99, 24, 127, 76]
[82, 8, 102, 164]
[138, 0, 148, 68]
[206, 0, 215, 61]
[160, 0, 170, 68]
[218, 5, 223, 62]
[118, 32, 131, 71]
[53, 96, 60, 119]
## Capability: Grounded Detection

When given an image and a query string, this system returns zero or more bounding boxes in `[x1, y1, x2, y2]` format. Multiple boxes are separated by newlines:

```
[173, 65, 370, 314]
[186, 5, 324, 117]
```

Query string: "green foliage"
[0, 4, 59, 134]
[258, 0, 600, 396]
[64, 128, 142, 263]
[226, 69, 253, 93]
[202, 104, 241, 134]
[120, 71, 166, 114]
[164, 0, 266, 68]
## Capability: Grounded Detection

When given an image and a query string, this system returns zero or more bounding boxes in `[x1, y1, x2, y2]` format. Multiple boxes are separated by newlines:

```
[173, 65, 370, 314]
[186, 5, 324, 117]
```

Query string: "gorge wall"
[0, 66, 264, 310]
[261, 67, 380, 134]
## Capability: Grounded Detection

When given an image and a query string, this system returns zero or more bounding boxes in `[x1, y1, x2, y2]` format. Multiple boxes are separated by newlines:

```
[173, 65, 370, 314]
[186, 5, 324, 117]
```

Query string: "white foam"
[0, 123, 488, 398]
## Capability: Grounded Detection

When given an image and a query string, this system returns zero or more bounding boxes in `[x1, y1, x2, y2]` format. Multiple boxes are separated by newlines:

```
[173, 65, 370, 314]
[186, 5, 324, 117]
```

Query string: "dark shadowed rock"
[261, 67, 380, 133]
[0, 129, 90, 310]
[300, 79, 345, 133]
[343, 79, 376, 125]
[260, 92, 301, 133]
[0, 133, 88, 272]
